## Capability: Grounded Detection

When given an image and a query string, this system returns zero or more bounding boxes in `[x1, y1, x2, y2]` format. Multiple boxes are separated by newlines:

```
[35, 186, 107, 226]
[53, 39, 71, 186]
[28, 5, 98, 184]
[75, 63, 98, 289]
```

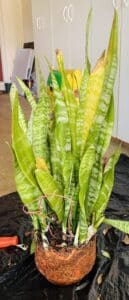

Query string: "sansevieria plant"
[10, 10, 129, 285]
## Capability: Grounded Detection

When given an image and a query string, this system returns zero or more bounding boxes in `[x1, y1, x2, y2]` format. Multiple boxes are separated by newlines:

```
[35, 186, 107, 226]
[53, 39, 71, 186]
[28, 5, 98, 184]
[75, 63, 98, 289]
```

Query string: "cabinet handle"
[36, 17, 40, 30]
[36, 17, 43, 30]
[124, 0, 129, 7]
[63, 6, 68, 23]
[112, 0, 118, 9]
[68, 4, 73, 23]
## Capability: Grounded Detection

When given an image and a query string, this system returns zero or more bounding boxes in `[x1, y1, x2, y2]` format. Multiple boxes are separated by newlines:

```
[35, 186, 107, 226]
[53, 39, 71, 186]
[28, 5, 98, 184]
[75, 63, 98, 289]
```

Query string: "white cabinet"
[68, 0, 91, 70]
[31, 0, 53, 81]
[50, 0, 70, 68]
[31, 0, 129, 143]
[117, 2, 129, 143]
[31, 0, 92, 77]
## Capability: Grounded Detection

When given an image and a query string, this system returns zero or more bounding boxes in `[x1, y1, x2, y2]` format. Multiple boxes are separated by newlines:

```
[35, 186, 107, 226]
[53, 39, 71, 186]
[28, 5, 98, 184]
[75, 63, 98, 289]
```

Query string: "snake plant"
[10, 10, 129, 248]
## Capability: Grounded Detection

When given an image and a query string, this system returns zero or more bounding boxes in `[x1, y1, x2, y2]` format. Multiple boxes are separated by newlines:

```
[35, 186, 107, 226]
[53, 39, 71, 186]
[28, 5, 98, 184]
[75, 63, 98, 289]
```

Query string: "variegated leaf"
[79, 146, 96, 243]
[94, 149, 120, 226]
[104, 219, 129, 234]
[10, 85, 37, 187]
[35, 168, 64, 222]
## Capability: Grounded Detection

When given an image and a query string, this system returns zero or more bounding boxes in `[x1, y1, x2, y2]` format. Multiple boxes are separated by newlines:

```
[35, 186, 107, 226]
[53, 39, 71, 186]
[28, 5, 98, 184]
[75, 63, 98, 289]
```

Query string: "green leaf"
[15, 157, 41, 205]
[104, 219, 129, 234]
[51, 71, 76, 232]
[87, 10, 118, 147]
[101, 94, 114, 156]
[32, 65, 50, 164]
[14, 153, 47, 231]
[16, 79, 36, 145]
[80, 53, 106, 158]
[79, 146, 96, 243]
[85, 8, 92, 72]
[30, 239, 36, 254]
[62, 170, 75, 234]
[32, 99, 50, 162]
[72, 185, 79, 232]
[76, 9, 92, 162]
[86, 95, 115, 219]
[49, 129, 63, 187]
[36, 57, 49, 101]
[10, 85, 27, 134]
[56, 50, 77, 156]
[35, 168, 64, 222]
[17, 78, 36, 110]
[10, 85, 37, 187]
[94, 149, 120, 226]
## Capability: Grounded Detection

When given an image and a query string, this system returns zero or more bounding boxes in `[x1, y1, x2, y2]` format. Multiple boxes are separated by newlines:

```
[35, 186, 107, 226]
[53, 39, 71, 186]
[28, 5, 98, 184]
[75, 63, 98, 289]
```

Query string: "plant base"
[35, 236, 96, 285]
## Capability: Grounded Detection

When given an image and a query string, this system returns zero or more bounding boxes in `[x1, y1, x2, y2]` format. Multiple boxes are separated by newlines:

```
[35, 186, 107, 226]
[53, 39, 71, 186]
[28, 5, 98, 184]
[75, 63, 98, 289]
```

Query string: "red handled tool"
[0, 236, 28, 250]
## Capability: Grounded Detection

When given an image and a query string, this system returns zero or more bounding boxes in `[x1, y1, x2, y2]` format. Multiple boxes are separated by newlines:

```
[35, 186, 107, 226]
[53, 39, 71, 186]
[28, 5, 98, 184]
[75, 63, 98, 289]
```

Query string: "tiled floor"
[0, 93, 129, 197]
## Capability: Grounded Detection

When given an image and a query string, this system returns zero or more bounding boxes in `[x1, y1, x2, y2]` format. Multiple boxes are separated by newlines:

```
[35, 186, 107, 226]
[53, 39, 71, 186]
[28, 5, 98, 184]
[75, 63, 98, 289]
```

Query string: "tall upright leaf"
[87, 95, 114, 219]
[84, 11, 118, 221]
[80, 53, 106, 158]
[17, 78, 37, 144]
[49, 128, 63, 187]
[51, 71, 75, 233]
[10, 85, 27, 134]
[10, 85, 37, 187]
[87, 10, 118, 148]
[79, 146, 96, 243]
[32, 63, 50, 165]
[76, 9, 92, 162]
[17, 78, 36, 110]
[56, 50, 77, 156]
[94, 149, 120, 226]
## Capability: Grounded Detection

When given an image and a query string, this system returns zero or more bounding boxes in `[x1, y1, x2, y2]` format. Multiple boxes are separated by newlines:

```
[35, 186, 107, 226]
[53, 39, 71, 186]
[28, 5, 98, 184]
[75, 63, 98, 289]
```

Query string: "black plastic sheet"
[0, 154, 129, 300]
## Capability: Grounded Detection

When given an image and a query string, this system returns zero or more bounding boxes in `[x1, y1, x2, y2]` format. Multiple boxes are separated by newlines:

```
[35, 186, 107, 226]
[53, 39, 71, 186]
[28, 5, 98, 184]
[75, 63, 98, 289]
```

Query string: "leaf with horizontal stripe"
[104, 219, 129, 234]
[35, 168, 64, 222]
[94, 149, 120, 226]
[79, 146, 96, 243]
[10, 85, 37, 187]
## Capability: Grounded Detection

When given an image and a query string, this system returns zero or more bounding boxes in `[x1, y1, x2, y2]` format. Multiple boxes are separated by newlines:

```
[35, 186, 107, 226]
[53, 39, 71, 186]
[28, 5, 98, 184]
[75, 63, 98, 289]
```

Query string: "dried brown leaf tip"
[96, 295, 101, 300]
[97, 274, 103, 285]
[122, 235, 129, 245]
[103, 226, 110, 236]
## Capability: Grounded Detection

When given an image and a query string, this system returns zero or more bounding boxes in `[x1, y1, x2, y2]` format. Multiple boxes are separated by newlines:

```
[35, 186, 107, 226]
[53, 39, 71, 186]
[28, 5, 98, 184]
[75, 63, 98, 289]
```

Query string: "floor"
[0, 93, 129, 197]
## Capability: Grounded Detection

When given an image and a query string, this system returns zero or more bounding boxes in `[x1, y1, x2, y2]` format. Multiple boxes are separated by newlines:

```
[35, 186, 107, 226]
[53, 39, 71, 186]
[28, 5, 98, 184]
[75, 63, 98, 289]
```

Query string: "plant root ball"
[35, 236, 96, 285]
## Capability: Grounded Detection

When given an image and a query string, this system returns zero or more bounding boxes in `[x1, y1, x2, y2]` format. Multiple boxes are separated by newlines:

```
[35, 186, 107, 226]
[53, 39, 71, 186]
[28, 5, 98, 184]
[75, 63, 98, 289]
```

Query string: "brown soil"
[35, 235, 96, 286]
[45, 223, 74, 249]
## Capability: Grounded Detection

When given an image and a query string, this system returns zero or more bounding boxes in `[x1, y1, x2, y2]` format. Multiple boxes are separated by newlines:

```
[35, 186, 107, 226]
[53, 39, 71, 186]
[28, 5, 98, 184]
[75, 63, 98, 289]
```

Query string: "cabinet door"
[68, 0, 91, 70]
[91, 0, 115, 66]
[31, 0, 52, 81]
[117, 3, 129, 143]
[50, 0, 70, 69]
[91, 0, 122, 136]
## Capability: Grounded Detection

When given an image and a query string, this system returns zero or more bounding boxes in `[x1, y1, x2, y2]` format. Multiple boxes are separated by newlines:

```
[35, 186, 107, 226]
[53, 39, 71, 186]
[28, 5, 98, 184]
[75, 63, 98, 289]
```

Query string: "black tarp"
[0, 154, 129, 300]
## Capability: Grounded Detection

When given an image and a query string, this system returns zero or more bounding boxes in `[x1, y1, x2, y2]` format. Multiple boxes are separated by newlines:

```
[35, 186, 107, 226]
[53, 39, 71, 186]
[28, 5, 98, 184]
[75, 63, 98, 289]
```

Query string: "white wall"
[21, 0, 33, 43]
[0, 0, 24, 82]
[0, 0, 33, 83]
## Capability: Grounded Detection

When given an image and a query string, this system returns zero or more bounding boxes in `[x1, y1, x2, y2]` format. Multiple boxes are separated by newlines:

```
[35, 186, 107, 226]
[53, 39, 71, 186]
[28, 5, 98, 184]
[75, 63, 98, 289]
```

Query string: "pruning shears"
[0, 236, 28, 251]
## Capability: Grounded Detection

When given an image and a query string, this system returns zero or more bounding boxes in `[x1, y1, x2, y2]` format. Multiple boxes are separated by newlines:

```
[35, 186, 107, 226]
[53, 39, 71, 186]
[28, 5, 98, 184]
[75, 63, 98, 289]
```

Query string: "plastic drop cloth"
[0, 154, 129, 300]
